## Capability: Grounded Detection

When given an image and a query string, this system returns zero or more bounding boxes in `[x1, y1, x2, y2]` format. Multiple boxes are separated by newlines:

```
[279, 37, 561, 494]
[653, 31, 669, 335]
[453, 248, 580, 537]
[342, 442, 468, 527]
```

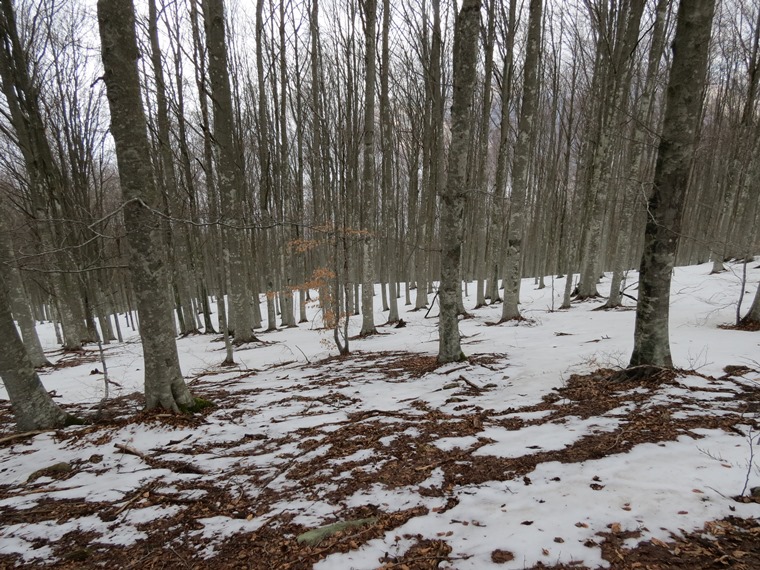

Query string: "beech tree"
[0, 216, 70, 429]
[0, 272, 71, 430]
[629, 0, 717, 368]
[359, 0, 377, 336]
[499, 0, 542, 322]
[97, 0, 195, 411]
[204, 0, 257, 345]
[438, 0, 480, 364]
[0, 0, 87, 351]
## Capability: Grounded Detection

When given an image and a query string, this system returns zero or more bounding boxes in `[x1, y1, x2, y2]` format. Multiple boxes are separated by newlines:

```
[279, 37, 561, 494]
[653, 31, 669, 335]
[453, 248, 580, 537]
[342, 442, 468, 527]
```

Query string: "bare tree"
[629, 0, 717, 369]
[0, 266, 72, 430]
[360, 0, 377, 336]
[499, 0, 542, 322]
[438, 0, 480, 364]
[203, 0, 256, 344]
[98, 0, 195, 410]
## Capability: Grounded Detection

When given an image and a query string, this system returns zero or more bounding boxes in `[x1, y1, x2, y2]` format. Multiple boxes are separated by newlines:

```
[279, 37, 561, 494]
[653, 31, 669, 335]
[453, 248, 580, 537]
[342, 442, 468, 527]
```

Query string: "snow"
[1, 261, 760, 567]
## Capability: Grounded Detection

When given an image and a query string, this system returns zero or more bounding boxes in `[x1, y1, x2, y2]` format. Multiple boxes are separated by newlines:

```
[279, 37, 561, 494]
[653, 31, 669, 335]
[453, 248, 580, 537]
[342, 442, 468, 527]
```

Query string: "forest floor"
[1, 263, 760, 569]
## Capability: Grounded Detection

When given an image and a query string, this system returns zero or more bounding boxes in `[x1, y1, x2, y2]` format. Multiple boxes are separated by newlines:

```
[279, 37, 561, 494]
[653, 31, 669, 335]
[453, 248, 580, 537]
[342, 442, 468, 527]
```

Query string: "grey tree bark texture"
[438, 0, 480, 364]
[360, 0, 377, 336]
[0, 268, 70, 431]
[499, 0, 542, 322]
[629, 0, 716, 368]
[204, 0, 256, 344]
[97, 0, 195, 411]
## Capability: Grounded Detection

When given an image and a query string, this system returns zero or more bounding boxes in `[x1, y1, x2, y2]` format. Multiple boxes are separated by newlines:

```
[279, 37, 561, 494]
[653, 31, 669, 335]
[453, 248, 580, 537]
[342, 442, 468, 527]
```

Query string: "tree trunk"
[629, 0, 716, 368]
[0, 0, 83, 351]
[204, 0, 256, 344]
[359, 0, 378, 335]
[500, 0, 542, 322]
[0, 220, 50, 367]
[0, 276, 71, 431]
[489, 0, 517, 305]
[97, 0, 194, 411]
[438, 0, 480, 363]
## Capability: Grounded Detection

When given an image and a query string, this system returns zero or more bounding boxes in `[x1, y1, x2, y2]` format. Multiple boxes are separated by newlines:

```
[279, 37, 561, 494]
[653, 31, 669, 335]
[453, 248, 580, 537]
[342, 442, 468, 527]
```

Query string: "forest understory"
[1, 352, 759, 569]
[1, 265, 759, 569]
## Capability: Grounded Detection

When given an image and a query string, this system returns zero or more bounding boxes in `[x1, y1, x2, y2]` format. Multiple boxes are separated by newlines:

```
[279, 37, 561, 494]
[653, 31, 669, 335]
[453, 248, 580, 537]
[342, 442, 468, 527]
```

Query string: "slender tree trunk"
[602, 0, 668, 310]
[489, 0, 517, 304]
[204, 0, 256, 344]
[500, 0, 542, 322]
[148, 0, 197, 336]
[577, 1, 645, 300]
[438, 0, 480, 363]
[359, 0, 378, 335]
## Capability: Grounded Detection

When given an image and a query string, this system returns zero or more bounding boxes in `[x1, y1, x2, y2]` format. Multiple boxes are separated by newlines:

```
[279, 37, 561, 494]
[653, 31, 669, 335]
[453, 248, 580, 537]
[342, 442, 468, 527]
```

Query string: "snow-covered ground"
[0, 262, 759, 568]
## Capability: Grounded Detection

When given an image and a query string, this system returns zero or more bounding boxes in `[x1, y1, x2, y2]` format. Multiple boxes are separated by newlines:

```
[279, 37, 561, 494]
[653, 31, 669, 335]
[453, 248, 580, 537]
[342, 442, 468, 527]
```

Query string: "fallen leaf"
[575, 522, 589, 528]
[491, 549, 514, 563]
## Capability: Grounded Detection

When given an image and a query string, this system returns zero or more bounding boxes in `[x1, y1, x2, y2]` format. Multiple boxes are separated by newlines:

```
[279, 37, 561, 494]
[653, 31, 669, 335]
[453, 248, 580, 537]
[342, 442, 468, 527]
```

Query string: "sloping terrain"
[1, 264, 759, 569]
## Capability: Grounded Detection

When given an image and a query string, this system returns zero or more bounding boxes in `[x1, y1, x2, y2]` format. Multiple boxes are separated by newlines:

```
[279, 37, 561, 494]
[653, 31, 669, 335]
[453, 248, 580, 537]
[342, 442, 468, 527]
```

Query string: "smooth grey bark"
[500, 0, 542, 322]
[488, 0, 516, 304]
[629, 0, 716, 368]
[415, 0, 444, 313]
[275, 0, 296, 330]
[189, 0, 233, 363]
[359, 0, 377, 336]
[98, 0, 194, 411]
[742, 277, 760, 325]
[438, 0, 480, 363]
[147, 0, 197, 337]
[380, 0, 399, 325]
[204, 0, 256, 344]
[473, 0, 496, 310]
[0, 275, 70, 431]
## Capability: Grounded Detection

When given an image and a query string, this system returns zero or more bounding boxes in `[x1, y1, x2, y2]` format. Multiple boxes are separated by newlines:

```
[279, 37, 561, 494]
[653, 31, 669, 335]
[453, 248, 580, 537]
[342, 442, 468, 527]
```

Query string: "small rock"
[27, 462, 72, 483]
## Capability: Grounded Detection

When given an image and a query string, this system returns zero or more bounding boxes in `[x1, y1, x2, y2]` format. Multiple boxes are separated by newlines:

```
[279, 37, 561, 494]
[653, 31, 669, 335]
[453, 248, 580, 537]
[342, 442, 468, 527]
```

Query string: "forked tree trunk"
[629, 0, 716, 368]
[98, 0, 194, 411]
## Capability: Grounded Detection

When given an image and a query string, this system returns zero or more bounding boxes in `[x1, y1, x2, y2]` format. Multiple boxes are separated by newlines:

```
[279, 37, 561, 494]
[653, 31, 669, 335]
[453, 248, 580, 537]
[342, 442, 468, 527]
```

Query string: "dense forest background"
[0, 0, 758, 426]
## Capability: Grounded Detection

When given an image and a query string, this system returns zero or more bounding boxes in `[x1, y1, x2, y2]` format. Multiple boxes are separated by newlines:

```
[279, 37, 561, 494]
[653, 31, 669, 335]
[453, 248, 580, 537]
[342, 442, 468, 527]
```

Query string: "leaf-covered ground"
[1, 263, 759, 568]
